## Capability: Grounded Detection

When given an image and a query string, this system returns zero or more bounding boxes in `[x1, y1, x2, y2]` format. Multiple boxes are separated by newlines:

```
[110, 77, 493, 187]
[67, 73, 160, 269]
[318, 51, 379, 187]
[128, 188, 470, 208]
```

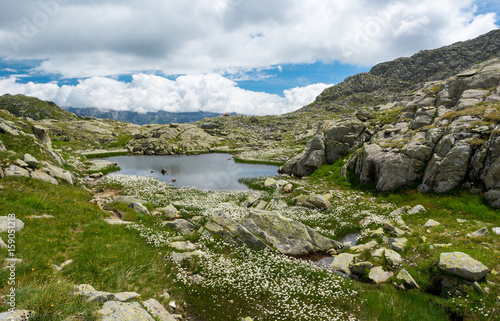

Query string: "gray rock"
[241, 192, 261, 208]
[206, 211, 268, 250]
[32, 125, 52, 148]
[388, 237, 407, 252]
[349, 261, 373, 276]
[280, 133, 326, 177]
[408, 205, 426, 215]
[129, 202, 149, 214]
[493, 227, 500, 235]
[114, 292, 141, 302]
[104, 218, 134, 225]
[164, 219, 196, 236]
[330, 253, 355, 275]
[397, 269, 420, 289]
[0, 216, 24, 233]
[296, 194, 332, 209]
[142, 298, 177, 321]
[369, 266, 394, 284]
[383, 223, 406, 237]
[99, 301, 155, 321]
[438, 252, 489, 281]
[170, 250, 206, 263]
[255, 200, 268, 210]
[42, 162, 73, 185]
[466, 227, 489, 238]
[113, 196, 146, 205]
[420, 140, 472, 193]
[30, 171, 59, 185]
[23, 154, 39, 168]
[86, 291, 116, 303]
[14, 159, 29, 168]
[385, 249, 403, 267]
[350, 240, 377, 252]
[485, 158, 500, 190]
[4, 165, 29, 178]
[241, 210, 341, 255]
[155, 205, 179, 218]
[324, 118, 367, 164]
[0, 310, 35, 321]
[424, 219, 440, 227]
[485, 189, 500, 208]
[371, 228, 384, 238]
[170, 241, 196, 252]
[354, 144, 420, 192]
[389, 206, 408, 217]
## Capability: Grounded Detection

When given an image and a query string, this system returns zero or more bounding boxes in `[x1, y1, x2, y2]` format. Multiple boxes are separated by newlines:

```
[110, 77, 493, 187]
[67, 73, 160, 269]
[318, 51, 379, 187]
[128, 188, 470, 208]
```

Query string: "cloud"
[0, 74, 331, 116]
[0, 0, 496, 78]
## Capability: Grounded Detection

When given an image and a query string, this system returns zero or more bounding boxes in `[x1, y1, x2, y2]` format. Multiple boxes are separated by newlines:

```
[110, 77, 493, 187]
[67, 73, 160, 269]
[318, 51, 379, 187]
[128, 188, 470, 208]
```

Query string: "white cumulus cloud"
[0, 74, 331, 116]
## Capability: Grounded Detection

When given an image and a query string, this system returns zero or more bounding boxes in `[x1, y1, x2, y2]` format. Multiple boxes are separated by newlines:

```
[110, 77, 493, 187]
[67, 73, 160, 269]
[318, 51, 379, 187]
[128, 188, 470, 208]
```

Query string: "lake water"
[104, 153, 280, 190]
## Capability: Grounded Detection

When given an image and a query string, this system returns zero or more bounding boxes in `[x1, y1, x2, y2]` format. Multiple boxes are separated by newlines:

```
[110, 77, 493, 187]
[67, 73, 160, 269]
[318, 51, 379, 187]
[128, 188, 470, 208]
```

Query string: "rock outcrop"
[438, 252, 489, 281]
[284, 56, 500, 206]
[127, 123, 218, 155]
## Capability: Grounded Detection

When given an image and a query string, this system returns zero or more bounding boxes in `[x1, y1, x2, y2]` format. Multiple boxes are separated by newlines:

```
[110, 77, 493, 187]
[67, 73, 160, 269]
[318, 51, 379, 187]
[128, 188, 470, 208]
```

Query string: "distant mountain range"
[63, 107, 223, 125]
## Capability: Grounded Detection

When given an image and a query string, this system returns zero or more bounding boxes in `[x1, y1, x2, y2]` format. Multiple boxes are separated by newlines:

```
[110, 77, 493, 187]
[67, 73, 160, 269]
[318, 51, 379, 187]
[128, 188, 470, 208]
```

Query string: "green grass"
[0, 177, 178, 318]
[84, 151, 130, 159]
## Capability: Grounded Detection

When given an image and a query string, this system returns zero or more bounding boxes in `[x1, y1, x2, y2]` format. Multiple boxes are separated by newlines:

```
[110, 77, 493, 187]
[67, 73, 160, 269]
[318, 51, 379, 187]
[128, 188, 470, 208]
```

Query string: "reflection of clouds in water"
[105, 154, 278, 190]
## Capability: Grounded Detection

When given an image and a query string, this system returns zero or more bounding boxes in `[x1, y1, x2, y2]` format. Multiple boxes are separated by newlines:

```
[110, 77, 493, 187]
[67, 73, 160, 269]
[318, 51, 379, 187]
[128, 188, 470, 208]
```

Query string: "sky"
[0, 0, 498, 115]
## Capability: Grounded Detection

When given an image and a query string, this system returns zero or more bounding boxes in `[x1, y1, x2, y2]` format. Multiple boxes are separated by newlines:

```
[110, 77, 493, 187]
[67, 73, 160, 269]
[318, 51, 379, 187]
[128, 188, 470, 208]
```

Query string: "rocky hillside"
[0, 94, 78, 121]
[303, 29, 500, 114]
[282, 57, 500, 208]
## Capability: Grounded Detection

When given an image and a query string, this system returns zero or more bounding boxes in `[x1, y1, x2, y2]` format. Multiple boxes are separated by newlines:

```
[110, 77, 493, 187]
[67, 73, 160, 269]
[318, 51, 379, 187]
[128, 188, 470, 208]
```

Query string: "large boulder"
[329, 253, 355, 276]
[485, 189, 500, 208]
[280, 133, 326, 177]
[354, 144, 420, 192]
[164, 219, 196, 236]
[324, 118, 367, 164]
[205, 211, 268, 250]
[438, 252, 489, 281]
[419, 138, 472, 193]
[240, 210, 342, 255]
[32, 125, 52, 149]
[142, 299, 177, 321]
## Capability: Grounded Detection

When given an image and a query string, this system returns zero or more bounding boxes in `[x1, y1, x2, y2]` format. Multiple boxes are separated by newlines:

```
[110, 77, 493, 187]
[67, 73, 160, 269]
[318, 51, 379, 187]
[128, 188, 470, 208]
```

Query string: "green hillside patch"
[0, 94, 78, 121]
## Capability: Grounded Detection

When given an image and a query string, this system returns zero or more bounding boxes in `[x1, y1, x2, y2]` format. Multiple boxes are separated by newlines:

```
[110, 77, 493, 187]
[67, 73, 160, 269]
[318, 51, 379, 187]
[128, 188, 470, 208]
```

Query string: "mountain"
[63, 107, 222, 125]
[304, 29, 500, 113]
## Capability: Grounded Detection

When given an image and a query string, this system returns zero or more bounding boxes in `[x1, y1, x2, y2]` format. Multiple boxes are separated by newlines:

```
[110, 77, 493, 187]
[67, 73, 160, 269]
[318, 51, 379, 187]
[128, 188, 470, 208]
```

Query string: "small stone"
[164, 219, 196, 236]
[330, 253, 355, 276]
[169, 301, 177, 309]
[467, 227, 489, 238]
[264, 177, 277, 188]
[420, 236, 427, 242]
[397, 269, 420, 289]
[457, 219, 468, 223]
[0, 216, 24, 233]
[142, 298, 176, 321]
[371, 228, 384, 238]
[424, 219, 440, 228]
[385, 249, 403, 267]
[170, 241, 196, 252]
[472, 282, 484, 296]
[350, 261, 373, 275]
[492, 227, 500, 235]
[369, 266, 394, 283]
[350, 240, 377, 252]
[14, 159, 29, 168]
[23, 154, 39, 168]
[393, 216, 407, 227]
[389, 206, 408, 217]
[128, 202, 149, 214]
[156, 205, 180, 218]
[284, 184, 293, 193]
[86, 291, 115, 303]
[114, 292, 141, 302]
[388, 237, 408, 252]
[408, 205, 426, 215]
[104, 218, 134, 225]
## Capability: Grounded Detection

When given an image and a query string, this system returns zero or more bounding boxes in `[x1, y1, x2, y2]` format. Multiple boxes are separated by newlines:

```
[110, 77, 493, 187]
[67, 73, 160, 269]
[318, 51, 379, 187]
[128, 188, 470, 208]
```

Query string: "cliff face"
[303, 29, 500, 112]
